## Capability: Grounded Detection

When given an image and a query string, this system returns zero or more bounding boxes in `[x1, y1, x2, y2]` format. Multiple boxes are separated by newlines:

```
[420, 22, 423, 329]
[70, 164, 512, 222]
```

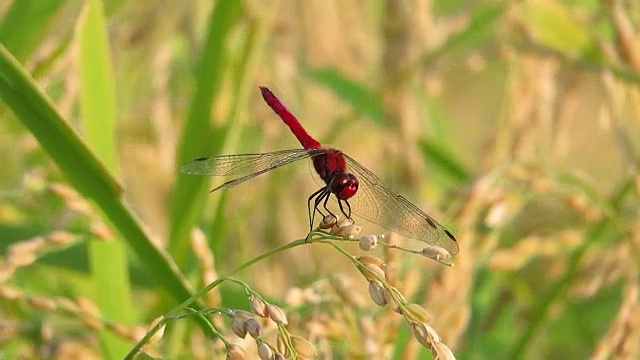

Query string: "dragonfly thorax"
[312, 149, 346, 180]
[329, 172, 358, 200]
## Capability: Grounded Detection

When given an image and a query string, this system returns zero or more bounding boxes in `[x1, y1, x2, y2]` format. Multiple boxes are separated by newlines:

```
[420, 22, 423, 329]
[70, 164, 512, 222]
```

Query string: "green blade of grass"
[519, 0, 594, 56]
[306, 67, 384, 125]
[398, 4, 503, 85]
[0, 44, 122, 198]
[76, 0, 131, 357]
[0, 0, 64, 63]
[418, 137, 471, 185]
[0, 44, 210, 333]
[204, 14, 278, 258]
[168, 0, 243, 268]
[508, 180, 634, 358]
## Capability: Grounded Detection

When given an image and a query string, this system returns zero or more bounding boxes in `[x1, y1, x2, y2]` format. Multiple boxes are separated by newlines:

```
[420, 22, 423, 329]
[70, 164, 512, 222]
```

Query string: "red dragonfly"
[181, 87, 459, 255]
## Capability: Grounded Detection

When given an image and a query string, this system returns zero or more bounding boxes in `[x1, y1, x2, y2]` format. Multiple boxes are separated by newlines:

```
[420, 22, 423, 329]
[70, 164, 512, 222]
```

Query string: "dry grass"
[1, 0, 640, 359]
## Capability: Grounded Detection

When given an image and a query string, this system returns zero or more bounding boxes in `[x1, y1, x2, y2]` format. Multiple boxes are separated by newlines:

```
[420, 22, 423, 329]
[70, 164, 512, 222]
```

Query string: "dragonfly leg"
[315, 189, 332, 218]
[337, 199, 353, 222]
[321, 192, 338, 219]
[308, 187, 330, 231]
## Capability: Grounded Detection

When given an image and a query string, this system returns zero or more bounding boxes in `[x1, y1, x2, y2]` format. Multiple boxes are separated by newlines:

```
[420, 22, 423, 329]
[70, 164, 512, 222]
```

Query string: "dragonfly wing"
[180, 148, 325, 191]
[342, 154, 459, 255]
[181, 149, 322, 176]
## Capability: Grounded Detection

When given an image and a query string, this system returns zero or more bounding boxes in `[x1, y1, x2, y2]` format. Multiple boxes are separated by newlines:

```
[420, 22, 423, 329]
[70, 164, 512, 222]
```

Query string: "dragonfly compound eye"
[330, 173, 359, 200]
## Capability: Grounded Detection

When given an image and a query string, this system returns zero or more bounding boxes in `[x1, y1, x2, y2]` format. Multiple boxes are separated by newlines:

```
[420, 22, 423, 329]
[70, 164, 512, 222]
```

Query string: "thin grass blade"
[76, 0, 131, 357]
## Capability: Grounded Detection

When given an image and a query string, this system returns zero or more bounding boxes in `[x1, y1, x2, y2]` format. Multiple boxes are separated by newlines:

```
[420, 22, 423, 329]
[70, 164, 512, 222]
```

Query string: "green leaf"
[0, 45, 122, 198]
[518, 0, 594, 56]
[0, 0, 64, 63]
[306, 67, 384, 125]
[169, 1, 244, 267]
[0, 43, 207, 334]
[419, 137, 471, 185]
[406, 4, 502, 77]
[76, 0, 131, 357]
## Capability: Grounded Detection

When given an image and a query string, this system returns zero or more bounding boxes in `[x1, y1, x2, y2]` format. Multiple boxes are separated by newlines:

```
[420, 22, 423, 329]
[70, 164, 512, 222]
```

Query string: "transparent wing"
[342, 154, 459, 255]
[181, 148, 324, 191]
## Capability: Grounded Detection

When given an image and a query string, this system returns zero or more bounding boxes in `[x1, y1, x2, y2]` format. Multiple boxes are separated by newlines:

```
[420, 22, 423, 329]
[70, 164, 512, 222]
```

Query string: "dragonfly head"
[329, 172, 358, 200]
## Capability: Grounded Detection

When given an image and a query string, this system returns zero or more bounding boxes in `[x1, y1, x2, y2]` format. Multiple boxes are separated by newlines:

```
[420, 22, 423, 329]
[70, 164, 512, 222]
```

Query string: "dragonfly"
[181, 87, 459, 255]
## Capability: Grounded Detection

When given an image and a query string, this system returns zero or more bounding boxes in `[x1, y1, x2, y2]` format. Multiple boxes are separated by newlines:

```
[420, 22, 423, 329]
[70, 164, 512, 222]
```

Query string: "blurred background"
[1, 0, 639, 359]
